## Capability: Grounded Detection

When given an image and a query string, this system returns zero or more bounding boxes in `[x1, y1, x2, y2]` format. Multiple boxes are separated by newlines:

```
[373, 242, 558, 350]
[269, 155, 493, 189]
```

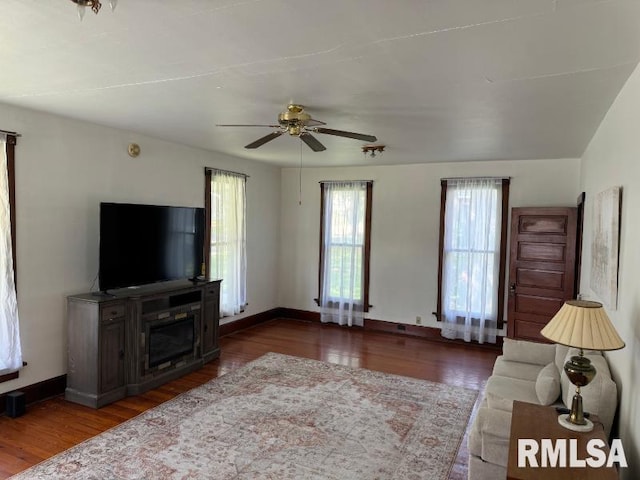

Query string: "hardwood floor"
[0, 318, 499, 479]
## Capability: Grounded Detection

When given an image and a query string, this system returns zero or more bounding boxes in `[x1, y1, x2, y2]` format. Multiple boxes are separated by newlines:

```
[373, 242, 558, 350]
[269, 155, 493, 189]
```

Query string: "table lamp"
[540, 300, 625, 432]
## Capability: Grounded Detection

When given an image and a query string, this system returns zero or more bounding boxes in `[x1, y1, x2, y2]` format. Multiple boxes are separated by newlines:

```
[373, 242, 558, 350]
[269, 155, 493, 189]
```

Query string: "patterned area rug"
[12, 353, 477, 480]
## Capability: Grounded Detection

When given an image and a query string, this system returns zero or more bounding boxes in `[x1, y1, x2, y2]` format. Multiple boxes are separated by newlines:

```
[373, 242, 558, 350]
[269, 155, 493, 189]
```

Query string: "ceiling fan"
[216, 104, 377, 152]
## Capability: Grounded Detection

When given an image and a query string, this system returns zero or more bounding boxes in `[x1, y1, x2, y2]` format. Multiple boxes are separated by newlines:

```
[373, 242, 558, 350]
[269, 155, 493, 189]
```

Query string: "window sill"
[0, 362, 27, 384]
[0, 371, 18, 383]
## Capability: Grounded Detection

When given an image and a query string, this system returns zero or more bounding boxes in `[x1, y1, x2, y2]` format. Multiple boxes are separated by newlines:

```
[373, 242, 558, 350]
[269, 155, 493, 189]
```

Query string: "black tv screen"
[99, 202, 205, 291]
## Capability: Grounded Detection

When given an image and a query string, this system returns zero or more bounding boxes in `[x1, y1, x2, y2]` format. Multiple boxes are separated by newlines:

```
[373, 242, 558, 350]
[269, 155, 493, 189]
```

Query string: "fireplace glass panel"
[149, 316, 194, 367]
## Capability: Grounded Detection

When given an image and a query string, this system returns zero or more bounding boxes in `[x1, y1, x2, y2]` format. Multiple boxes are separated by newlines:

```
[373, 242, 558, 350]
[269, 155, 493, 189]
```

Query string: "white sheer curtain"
[209, 170, 247, 317]
[320, 181, 366, 327]
[0, 134, 22, 374]
[441, 178, 501, 344]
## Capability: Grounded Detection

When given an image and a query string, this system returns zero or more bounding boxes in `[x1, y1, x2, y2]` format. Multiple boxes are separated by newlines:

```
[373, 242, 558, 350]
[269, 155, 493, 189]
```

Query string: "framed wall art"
[590, 186, 622, 309]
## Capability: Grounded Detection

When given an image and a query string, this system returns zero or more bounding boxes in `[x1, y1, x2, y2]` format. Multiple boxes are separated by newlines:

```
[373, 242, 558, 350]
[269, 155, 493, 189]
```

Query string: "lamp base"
[558, 414, 594, 432]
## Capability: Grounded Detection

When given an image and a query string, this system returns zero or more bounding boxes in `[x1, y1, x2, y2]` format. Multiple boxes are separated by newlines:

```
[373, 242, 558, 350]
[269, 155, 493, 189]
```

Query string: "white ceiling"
[1, 0, 639, 167]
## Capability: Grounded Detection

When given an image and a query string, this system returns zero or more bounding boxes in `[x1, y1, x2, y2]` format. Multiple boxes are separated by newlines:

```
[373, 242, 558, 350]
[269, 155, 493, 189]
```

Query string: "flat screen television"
[99, 202, 205, 291]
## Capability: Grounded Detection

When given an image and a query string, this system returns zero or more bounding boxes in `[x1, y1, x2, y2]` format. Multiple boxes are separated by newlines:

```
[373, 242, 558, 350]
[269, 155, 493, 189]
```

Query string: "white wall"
[279, 159, 580, 329]
[0, 102, 281, 394]
[579, 63, 640, 479]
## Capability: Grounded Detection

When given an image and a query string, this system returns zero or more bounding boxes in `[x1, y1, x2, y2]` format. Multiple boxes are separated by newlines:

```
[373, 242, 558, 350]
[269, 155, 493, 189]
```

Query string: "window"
[0, 133, 22, 379]
[205, 169, 247, 317]
[318, 181, 372, 326]
[437, 177, 509, 344]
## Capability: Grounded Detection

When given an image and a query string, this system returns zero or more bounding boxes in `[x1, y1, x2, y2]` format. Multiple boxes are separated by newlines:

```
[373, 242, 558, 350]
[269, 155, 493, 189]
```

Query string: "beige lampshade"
[540, 300, 625, 351]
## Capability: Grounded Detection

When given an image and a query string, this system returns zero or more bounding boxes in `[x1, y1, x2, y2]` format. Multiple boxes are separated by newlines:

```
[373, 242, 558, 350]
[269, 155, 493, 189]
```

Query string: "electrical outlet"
[416, 316, 422, 325]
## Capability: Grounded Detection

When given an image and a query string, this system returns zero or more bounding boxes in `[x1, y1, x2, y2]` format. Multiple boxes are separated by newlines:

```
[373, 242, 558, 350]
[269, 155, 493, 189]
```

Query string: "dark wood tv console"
[65, 279, 221, 408]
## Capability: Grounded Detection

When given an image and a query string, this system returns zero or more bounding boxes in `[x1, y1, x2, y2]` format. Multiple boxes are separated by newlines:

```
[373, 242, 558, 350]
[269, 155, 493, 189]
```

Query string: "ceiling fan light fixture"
[362, 144, 385, 157]
[71, 0, 101, 13]
[289, 125, 302, 136]
[70, 0, 118, 18]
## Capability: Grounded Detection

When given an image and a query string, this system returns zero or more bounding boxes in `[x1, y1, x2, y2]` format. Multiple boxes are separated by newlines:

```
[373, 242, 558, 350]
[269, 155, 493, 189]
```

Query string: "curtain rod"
[441, 176, 510, 181]
[205, 167, 249, 178]
[318, 180, 374, 184]
[0, 129, 21, 137]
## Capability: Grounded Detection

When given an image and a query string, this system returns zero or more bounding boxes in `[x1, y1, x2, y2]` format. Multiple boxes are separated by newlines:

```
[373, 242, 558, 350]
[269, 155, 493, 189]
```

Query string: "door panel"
[507, 207, 577, 342]
[99, 318, 125, 394]
[516, 269, 564, 290]
[514, 320, 553, 341]
[515, 295, 565, 316]
[519, 215, 568, 234]
[518, 242, 567, 262]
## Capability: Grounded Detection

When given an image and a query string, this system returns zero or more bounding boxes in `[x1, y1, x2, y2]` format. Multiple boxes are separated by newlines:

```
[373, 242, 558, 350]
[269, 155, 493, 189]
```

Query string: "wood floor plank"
[0, 318, 498, 479]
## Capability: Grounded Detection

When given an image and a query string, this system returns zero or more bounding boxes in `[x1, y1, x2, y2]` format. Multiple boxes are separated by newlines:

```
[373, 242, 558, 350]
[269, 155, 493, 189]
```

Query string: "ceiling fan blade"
[304, 118, 327, 127]
[217, 124, 280, 128]
[245, 131, 284, 149]
[300, 132, 326, 152]
[314, 127, 377, 143]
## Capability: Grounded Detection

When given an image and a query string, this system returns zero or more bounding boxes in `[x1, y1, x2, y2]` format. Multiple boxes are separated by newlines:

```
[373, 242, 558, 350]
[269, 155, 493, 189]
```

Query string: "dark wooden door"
[507, 207, 578, 342]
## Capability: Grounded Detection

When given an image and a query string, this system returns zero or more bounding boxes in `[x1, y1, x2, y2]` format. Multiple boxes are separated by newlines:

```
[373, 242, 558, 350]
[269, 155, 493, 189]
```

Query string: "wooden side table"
[507, 401, 618, 480]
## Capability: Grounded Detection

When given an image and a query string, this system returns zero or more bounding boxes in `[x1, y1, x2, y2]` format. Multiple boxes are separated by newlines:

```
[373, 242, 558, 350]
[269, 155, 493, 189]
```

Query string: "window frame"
[317, 181, 373, 312]
[6, 135, 16, 283]
[0, 135, 18, 383]
[203, 168, 248, 316]
[436, 178, 510, 328]
[204, 169, 212, 273]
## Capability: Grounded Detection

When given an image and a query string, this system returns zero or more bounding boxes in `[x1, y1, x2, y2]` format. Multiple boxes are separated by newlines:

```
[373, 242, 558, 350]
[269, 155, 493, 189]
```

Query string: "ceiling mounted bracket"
[362, 144, 385, 157]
